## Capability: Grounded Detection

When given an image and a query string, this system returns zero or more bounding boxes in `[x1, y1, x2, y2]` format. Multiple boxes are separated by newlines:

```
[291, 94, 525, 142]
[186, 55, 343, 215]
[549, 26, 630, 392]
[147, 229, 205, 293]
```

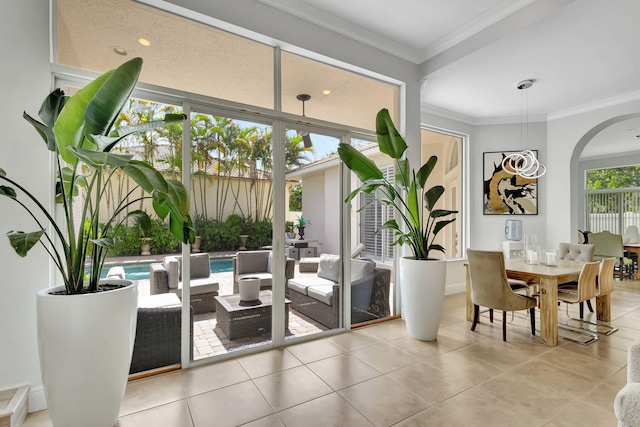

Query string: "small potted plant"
[295, 216, 310, 240]
[338, 108, 457, 341]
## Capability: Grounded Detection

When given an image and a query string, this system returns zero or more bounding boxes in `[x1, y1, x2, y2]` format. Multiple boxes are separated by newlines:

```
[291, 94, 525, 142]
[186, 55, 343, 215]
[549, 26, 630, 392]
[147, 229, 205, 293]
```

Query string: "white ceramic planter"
[37, 280, 138, 427]
[238, 276, 260, 301]
[399, 257, 447, 341]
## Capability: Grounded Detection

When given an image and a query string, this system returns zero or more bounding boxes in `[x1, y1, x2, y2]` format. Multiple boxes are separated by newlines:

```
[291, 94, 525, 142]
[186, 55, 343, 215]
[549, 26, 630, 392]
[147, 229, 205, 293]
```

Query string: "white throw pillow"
[318, 254, 340, 283]
[163, 256, 180, 289]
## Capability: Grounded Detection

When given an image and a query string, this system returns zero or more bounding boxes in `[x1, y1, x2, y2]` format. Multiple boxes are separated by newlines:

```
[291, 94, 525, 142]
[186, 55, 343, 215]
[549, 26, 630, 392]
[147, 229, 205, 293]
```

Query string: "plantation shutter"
[360, 165, 394, 262]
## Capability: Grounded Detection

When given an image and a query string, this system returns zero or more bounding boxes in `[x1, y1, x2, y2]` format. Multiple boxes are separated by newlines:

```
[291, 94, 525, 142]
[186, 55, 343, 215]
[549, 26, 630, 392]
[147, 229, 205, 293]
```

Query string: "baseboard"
[27, 387, 46, 413]
[445, 282, 465, 295]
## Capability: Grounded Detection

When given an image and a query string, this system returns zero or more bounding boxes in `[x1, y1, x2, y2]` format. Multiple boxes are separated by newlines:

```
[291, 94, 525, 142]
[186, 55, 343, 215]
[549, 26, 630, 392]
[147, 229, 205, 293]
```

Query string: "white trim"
[28, 387, 47, 413]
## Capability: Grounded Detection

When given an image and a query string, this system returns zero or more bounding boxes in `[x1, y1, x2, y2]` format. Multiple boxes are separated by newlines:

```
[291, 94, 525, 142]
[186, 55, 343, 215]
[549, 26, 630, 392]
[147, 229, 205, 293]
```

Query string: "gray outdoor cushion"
[190, 253, 211, 279]
[236, 251, 270, 274]
[318, 254, 340, 282]
[351, 258, 374, 282]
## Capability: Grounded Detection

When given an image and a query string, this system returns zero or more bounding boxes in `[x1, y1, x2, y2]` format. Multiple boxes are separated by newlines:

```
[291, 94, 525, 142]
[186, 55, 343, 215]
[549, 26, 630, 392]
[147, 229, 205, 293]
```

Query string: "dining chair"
[557, 260, 599, 320]
[589, 231, 634, 279]
[557, 242, 595, 313]
[558, 258, 618, 336]
[467, 249, 537, 341]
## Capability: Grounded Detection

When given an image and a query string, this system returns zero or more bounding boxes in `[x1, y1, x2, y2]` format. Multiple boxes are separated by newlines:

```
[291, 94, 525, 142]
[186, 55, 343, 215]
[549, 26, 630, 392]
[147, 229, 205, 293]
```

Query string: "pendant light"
[296, 94, 313, 148]
[501, 79, 546, 178]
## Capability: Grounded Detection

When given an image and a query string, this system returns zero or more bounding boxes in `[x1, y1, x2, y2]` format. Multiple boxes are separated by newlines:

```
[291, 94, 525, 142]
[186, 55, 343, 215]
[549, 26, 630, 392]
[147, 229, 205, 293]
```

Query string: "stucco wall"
[0, 0, 52, 410]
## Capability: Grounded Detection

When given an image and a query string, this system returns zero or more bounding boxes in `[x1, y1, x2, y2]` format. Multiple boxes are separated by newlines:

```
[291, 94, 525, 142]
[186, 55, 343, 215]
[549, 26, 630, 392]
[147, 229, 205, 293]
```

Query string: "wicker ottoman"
[215, 290, 290, 340]
[299, 257, 320, 273]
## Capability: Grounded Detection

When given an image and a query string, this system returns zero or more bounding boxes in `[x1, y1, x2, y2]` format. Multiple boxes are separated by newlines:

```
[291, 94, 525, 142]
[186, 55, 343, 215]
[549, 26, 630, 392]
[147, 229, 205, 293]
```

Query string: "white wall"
[322, 167, 340, 255]
[0, 0, 52, 410]
[470, 121, 548, 250]
[547, 99, 640, 245]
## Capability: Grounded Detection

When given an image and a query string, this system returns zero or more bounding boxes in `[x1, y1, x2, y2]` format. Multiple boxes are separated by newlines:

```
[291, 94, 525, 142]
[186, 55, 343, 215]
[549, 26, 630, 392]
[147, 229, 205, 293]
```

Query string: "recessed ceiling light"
[138, 38, 151, 47]
[112, 46, 128, 56]
[322, 89, 331, 95]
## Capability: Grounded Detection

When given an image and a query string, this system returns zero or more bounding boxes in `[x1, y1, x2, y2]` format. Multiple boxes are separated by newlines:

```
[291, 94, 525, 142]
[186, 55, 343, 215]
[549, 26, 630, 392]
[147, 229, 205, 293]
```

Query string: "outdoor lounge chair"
[149, 253, 219, 314]
[232, 250, 295, 294]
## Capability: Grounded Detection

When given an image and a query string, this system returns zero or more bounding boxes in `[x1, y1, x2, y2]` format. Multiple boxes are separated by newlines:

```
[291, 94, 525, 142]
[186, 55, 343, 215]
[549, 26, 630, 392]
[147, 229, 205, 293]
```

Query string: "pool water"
[100, 257, 233, 281]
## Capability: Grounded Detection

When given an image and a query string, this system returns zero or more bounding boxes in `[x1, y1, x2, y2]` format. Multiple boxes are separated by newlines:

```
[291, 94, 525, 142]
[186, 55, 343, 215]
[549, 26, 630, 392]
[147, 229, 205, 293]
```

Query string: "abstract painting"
[483, 150, 538, 215]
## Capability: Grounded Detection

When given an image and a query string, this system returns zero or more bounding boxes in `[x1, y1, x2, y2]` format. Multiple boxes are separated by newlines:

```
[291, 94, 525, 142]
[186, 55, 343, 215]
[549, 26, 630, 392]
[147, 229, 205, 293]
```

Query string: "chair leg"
[529, 307, 536, 336]
[489, 308, 494, 323]
[471, 304, 480, 331]
[502, 311, 507, 341]
[579, 302, 584, 319]
[586, 299, 594, 313]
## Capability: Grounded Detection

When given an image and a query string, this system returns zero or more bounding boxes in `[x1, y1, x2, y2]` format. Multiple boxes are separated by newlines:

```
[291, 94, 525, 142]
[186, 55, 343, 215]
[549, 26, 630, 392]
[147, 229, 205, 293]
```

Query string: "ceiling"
[258, 0, 640, 157]
[57, 0, 640, 158]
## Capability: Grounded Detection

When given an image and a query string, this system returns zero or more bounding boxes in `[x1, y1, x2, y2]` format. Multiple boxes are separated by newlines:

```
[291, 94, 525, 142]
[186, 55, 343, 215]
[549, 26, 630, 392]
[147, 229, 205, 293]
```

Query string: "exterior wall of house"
[0, 0, 52, 409]
[299, 171, 326, 252]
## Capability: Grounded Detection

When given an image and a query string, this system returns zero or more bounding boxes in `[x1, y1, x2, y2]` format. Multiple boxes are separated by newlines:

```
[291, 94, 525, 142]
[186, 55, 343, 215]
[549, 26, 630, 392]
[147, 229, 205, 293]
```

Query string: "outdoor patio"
[106, 252, 332, 361]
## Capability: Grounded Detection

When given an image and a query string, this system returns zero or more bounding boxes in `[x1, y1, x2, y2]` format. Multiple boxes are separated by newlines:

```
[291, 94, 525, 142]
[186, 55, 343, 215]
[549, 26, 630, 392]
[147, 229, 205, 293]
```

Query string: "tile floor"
[24, 279, 640, 427]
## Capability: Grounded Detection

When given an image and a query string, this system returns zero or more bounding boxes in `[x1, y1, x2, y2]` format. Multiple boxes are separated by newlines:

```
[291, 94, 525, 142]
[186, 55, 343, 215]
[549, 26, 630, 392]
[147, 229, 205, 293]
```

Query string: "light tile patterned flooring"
[25, 279, 640, 426]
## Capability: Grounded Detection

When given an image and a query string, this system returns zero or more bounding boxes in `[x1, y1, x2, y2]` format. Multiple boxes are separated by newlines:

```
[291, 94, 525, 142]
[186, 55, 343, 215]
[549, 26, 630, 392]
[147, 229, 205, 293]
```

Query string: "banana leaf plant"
[338, 108, 457, 260]
[0, 57, 194, 294]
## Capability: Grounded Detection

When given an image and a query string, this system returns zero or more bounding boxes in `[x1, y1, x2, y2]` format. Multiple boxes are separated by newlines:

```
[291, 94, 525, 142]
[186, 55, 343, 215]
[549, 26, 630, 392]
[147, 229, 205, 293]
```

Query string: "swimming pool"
[100, 257, 233, 281]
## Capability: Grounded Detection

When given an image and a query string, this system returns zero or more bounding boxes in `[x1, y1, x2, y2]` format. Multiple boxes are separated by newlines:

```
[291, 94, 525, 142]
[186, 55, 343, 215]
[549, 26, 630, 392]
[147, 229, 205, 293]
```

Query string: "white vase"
[238, 277, 260, 301]
[399, 257, 447, 341]
[37, 280, 138, 427]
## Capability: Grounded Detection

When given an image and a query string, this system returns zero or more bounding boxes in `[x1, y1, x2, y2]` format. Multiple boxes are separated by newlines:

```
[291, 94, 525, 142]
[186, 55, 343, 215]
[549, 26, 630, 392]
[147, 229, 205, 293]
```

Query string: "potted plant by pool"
[0, 57, 194, 427]
[338, 108, 457, 341]
[295, 216, 310, 240]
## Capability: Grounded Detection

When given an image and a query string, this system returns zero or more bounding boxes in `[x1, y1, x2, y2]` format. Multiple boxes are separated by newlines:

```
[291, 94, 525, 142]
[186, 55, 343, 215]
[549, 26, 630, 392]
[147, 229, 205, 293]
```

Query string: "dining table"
[465, 257, 612, 346]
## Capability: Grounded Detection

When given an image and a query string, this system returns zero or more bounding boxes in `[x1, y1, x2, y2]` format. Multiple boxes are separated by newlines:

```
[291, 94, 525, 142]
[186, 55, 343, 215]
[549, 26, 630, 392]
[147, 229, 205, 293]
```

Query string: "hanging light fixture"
[501, 79, 546, 179]
[296, 94, 313, 148]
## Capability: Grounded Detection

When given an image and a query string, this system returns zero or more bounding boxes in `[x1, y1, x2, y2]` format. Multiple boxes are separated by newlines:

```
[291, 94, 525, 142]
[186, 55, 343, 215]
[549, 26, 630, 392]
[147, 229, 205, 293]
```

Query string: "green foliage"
[0, 58, 194, 293]
[338, 108, 457, 260]
[285, 221, 294, 233]
[289, 183, 302, 211]
[586, 166, 640, 190]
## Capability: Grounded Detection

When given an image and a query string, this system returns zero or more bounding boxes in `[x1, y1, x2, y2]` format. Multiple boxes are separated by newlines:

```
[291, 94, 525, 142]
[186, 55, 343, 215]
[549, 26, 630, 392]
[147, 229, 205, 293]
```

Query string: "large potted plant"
[338, 108, 456, 340]
[0, 57, 194, 427]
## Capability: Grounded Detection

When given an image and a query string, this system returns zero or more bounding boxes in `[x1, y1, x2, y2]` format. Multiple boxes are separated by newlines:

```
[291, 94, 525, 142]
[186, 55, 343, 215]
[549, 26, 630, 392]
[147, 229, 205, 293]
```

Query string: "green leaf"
[38, 88, 67, 128]
[338, 143, 383, 182]
[0, 185, 17, 198]
[424, 185, 445, 210]
[68, 147, 133, 169]
[128, 210, 152, 234]
[431, 209, 458, 218]
[116, 114, 187, 137]
[53, 70, 113, 163]
[407, 177, 420, 227]
[7, 230, 44, 257]
[23, 112, 56, 151]
[85, 57, 143, 137]
[433, 219, 456, 236]
[90, 237, 115, 249]
[395, 159, 410, 189]
[375, 108, 407, 160]
[123, 160, 169, 194]
[416, 156, 437, 188]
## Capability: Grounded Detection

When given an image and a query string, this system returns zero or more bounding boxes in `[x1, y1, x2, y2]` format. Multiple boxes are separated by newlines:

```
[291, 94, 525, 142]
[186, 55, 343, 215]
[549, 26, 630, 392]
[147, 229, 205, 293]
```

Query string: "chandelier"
[501, 79, 546, 179]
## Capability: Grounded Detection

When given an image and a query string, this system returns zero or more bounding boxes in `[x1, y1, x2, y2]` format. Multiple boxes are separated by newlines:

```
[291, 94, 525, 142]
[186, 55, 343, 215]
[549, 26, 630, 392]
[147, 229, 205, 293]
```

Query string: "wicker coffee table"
[215, 290, 290, 340]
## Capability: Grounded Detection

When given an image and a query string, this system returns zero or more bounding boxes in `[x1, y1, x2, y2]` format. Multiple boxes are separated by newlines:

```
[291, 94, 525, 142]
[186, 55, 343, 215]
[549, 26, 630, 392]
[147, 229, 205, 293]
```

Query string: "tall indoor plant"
[0, 57, 194, 427]
[338, 108, 456, 340]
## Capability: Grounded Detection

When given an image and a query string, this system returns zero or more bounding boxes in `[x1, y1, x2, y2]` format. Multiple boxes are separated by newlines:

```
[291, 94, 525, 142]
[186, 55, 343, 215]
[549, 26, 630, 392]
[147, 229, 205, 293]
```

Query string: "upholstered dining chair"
[467, 249, 537, 341]
[557, 242, 595, 313]
[589, 231, 634, 279]
[557, 261, 599, 320]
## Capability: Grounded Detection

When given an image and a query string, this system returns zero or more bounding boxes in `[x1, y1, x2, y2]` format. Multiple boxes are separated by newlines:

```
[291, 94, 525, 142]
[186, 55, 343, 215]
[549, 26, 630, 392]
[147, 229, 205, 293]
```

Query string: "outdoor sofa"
[149, 253, 219, 314]
[286, 254, 391, 328]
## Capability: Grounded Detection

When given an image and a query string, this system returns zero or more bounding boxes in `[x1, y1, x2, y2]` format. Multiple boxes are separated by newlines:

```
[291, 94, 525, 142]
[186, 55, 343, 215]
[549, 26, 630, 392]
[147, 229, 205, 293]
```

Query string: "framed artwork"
[483, 150, 538, 215]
